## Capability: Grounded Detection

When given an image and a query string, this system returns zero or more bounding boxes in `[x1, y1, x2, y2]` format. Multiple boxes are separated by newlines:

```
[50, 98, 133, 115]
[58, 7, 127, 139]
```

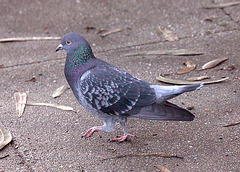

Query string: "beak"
[56, 44, 63, 52]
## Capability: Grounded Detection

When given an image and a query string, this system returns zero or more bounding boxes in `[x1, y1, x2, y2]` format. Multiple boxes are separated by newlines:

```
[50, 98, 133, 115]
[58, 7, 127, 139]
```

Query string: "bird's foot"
[82, 126, 103, 138]
[110, 133, 135, 143]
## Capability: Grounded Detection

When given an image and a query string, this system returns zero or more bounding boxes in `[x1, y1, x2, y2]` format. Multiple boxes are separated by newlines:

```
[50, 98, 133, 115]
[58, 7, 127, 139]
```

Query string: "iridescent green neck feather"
[65, 43, 95, 70]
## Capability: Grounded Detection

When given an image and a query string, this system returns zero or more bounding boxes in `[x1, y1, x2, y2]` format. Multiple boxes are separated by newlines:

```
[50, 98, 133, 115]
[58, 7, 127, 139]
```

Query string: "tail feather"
[151, 83, 203, 103]
[129, 101, 195, 121]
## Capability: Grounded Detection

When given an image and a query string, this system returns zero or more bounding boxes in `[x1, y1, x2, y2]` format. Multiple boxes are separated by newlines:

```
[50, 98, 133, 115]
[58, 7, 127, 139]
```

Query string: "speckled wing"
[79, 63, 156, 116]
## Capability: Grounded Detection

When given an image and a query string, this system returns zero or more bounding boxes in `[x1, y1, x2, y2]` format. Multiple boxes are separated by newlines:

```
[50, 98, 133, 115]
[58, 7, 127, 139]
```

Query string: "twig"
[0, 154, 9, 160]
[102, 152, 183, 160]
[26, 102, 75, 112]
[0, 37, 61, 43]
[125, 49, 204, 57]
[224, 122, 240, 127]
[100, 28, 124, 37]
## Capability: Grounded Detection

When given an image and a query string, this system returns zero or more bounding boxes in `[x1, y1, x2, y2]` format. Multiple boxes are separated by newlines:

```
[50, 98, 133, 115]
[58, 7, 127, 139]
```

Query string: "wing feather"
[78, 63, 156, 115]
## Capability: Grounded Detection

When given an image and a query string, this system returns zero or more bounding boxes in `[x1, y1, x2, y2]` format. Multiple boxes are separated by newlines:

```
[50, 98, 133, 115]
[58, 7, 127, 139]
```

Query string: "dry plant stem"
[204, 2, 240, 9]
[100, 28, 124, 37]
[103, 152, 183, 160]
[224, 122, 240, 127]
[26, 102, 75, 111]
[0, 37, 61, 43]
[125, 49, 204, 57]
[0, 154, 9, 160]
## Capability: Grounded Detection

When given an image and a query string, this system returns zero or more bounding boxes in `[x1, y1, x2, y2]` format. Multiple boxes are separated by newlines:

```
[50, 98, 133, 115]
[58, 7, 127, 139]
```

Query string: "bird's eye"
[66, 40, 71, 45]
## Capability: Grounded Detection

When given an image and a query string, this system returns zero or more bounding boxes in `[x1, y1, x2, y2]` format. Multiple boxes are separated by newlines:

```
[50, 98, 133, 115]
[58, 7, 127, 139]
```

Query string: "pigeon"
[56, 32, 203, 142]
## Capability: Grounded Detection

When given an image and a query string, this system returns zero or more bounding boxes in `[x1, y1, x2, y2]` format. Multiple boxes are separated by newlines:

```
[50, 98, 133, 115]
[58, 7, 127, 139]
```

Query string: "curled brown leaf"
[176, 61, 196, 74]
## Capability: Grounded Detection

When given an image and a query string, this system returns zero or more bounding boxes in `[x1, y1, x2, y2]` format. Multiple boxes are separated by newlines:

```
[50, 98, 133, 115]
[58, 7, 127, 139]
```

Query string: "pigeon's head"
[56, 33, 91, 54]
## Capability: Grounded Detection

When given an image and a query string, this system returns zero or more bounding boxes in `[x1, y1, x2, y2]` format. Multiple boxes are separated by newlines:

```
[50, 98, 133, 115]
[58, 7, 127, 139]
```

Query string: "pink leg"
[110, 133, 135, 143]
[82, 126, 103, 138]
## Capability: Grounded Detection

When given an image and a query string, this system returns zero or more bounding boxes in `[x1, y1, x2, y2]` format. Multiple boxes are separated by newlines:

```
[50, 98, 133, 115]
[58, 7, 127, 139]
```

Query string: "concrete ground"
[0, 0, 239, 171]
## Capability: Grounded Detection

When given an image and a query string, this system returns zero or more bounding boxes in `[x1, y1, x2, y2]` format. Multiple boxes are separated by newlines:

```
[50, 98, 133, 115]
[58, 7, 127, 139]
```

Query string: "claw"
[82, 126, 103, 138]
[110, 133, 135, 143]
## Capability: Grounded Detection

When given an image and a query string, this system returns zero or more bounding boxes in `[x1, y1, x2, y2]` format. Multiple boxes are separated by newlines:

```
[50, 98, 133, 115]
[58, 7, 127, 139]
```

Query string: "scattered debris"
[0, 36, 61, 43]
[154, 165, 171, 172]
[102, 152, 183, 160]
[84, 26, 96, 32]
[223, 122, 240, 127]
[125, 49, 204, 57]
[96, 28, 108, 34]
[176, 61, 196, 74]
[201, 57, 228, 70]
[186, 76, 211, 81]
[14, 91, 27, 117]
[26, 102, 75, 112]
[106, 147, 117, 153]
[52, 85, 69, 98]
[0, 128, 12, 150]
[204, 18, 217, 22]
[156, 74, 229, 85]
[25, 76, 36, 82]
[203, 1, 240, 9]
[0, 64, 4, 69]
[96, 143, 105, 146]
[100, 28, 125, 37]
[157, 26, 179, 42]
[220, 65, 235, 71]
[187, 106, 194, 110]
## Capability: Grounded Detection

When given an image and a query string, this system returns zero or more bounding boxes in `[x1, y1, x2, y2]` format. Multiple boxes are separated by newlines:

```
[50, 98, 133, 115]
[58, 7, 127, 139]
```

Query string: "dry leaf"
[186, 76, 211, 81]
[26, 102, 74, 111]
[202, 57, 228, 70]
[156, 74, 229, 85]
[52, 85, 69, 98]
[0, 128, 12, 150]
[125, 49, 204, 56]
[154, 165, 171, 172]
[100, 28, 124, 37]
[176, 61, 196, 74]
[203, 1, 240, 9]
[0, 37, 61, 43]
[157, 26, 178, 42]
[14, 91, 27, 117]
